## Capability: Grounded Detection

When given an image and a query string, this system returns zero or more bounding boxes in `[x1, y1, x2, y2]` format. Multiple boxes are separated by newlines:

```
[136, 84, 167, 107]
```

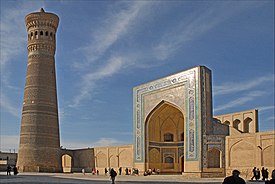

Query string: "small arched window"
[35, 31, 38, 39]
[164, 133, 173, 142]
[223, 121, 230, 126]
[207, 148, 221, 168]
[40, 31, 43, 35]
[233, 119, 241, 131]
[50, 32, 53, 40]
[243, 118, 252, 133]
[45, 31, 48, 36]
[165, 156, 174, 163]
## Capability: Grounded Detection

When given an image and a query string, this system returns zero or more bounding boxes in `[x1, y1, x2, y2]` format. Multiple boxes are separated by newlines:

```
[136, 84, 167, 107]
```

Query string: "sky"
[0, 0, 274, 152]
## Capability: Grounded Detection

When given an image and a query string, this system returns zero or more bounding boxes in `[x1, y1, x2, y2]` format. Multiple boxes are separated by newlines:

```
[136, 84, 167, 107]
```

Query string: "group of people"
[143, 168, 160, 176]
[222, 168, 275, 184]
[81, 168, 99, 175]
[105, 167, 138, 176]
[251, 167, 271, 181]
[6, 165, 18, 176]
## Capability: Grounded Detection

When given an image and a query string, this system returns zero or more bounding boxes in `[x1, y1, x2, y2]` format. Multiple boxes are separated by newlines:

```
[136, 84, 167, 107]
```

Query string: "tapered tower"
[17, 8, 61, 172]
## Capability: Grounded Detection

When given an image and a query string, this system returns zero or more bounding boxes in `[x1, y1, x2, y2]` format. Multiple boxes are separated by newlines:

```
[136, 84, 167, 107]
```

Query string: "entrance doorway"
[62, 154, 73, 173]
[145, 101, 184, 173]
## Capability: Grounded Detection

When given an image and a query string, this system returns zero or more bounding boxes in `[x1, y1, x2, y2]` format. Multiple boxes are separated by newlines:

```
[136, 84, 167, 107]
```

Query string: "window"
[207, 148, 221, 168]
[165, 156, 174, 163]
[243, 118, 252, 133]
[223, 121, 230, 126]
[233, 119, 241, 130]
[164, 133, 173, 142]
[35, 31, 38, 39]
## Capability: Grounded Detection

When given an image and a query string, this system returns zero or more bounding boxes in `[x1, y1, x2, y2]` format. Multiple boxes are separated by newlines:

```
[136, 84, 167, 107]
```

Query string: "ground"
[0, 172, 266, 184]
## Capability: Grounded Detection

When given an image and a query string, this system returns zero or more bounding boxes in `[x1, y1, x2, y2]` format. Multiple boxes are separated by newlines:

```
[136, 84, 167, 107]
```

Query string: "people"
[251, 167, 256, 180]
[262, 167, 267, 180]
[222, 170, 246, 184]
[119, 167, 122, 175]
[265, 169, 275, 184]
[105, 168, 108, 176]
[256, 168, 261, 180]
[265, 168, 269, 181]
[125, 167, 129, 175]
[7, 165, 11, 176]
[110, 168, 117, 184]
[81, 168, 85, 175]
[13, 166, 18, 175]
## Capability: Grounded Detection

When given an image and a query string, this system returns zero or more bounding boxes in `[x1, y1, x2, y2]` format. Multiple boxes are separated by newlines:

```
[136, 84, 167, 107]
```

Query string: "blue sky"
[0, 0, 274, 152]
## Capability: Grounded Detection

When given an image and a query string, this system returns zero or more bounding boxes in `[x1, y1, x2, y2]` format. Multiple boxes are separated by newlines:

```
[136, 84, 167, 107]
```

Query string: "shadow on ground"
[0, 174, 223, 184]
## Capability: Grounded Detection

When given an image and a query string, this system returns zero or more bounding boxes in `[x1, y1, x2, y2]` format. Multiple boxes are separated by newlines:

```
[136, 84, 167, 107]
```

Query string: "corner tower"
[17, 8, 61, 172]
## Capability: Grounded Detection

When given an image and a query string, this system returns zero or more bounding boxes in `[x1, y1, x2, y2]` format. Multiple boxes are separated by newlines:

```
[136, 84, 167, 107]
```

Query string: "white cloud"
[214, 91, 267, 113]
[70, 1, 154, 107]
[0, 135, 19, 152]
[0, 2, 44, 117]
[75, 1, 151, 68]
[69, 1, 268, 108]
[264, 116, 275, 121]
[61, 137, 126, 149]
[60, 140, 93, 150]
[0, 93, 21, 118]
[0, 2, 44, 70]
[257, 106, 275, 112]
[70, 56, 127, 107]
[92, 138, 126, 148]
[214, 74, 274, 96]
[153, 1, 263, 60]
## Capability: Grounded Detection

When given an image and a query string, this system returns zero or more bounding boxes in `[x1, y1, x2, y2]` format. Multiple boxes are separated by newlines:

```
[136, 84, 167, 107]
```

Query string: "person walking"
[7, 165, 11, 176]
[110, 168, 117, 184]
[105, 168, 108, 176]
[251, 167, 257, 180]
[13, 166, 18, 175]
[119, 167, 122, 175]
[256, 168, 261, 180]
[265, 169, 275, 184]
[222, 170, 246, 184]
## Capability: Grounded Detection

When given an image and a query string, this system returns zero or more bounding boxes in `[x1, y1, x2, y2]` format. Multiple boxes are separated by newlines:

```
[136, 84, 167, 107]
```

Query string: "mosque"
[16, 9, 274, 178]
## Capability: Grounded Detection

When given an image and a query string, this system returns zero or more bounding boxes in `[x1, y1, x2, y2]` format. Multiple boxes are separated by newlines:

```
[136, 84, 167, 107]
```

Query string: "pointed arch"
[223, 120, 230, 126]
[243, 118, 252, 133]
[263, 145, 274, 167]
[145, 100, 184, 173]
[145, 100, 184, 125]
[207, 148, 221, 168]
[229, 140, 255, 166]
[233, 119, 241, 131]
[62, 154, 73, 173]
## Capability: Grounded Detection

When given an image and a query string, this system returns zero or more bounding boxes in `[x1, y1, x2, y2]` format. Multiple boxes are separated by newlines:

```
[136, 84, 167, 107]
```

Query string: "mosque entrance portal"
[145, 101, 184, 173]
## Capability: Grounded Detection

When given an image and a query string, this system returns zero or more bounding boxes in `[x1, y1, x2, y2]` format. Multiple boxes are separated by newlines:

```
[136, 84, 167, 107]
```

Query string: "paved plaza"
[0, 173, 266, 184]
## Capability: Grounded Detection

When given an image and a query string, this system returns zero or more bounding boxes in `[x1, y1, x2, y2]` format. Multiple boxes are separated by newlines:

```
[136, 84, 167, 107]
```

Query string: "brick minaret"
[17, 8, 61, 172]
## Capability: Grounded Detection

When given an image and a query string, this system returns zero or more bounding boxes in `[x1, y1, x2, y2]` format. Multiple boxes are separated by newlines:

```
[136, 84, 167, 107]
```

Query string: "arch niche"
[62, 154, 73, 173]
[145, 101, 184, 173]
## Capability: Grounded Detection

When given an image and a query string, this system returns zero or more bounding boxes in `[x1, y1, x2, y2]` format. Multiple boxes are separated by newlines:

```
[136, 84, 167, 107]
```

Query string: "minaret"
[17, 8, 61, 172]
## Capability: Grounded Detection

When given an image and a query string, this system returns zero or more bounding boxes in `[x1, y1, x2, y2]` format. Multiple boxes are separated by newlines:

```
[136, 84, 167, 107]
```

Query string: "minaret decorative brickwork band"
[17, 8, 61, 172]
